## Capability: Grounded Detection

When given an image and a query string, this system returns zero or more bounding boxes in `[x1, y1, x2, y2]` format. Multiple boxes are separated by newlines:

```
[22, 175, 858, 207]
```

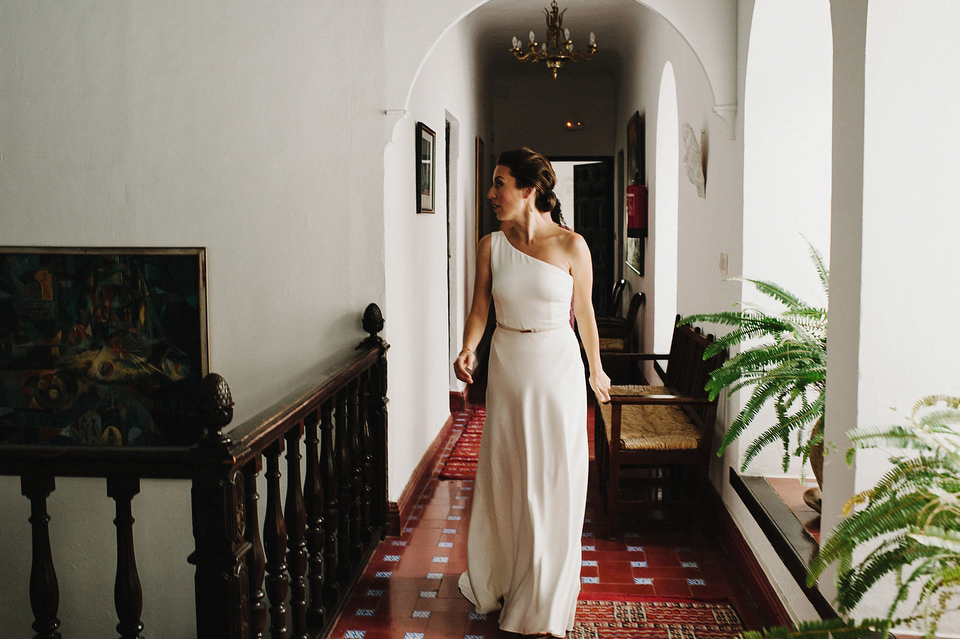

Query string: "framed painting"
[0, 247, 209, 447]
[617, 148, 625, 279]
[626, 237, 644, 276]
[627, 111, 645, 185]
[417, 122, 436, 214]
[475, 137, 485, 244]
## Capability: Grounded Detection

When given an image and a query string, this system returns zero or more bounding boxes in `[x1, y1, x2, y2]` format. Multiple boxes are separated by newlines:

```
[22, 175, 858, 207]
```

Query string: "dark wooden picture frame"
[626, 237, 644, 276]
[0, 247, 209, 447]
[627, 111, 645, 185]
[417, 122, 436, 214]
[475, 137, 485, 244]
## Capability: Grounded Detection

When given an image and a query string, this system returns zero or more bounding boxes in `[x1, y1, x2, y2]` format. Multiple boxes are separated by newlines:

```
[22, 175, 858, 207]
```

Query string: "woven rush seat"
[599, 336, 626, 351]
[600, 386, 702, 451]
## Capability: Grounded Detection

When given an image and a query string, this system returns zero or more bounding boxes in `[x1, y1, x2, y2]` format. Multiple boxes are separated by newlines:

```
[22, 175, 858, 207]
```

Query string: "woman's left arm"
[569, 234, 612, 403]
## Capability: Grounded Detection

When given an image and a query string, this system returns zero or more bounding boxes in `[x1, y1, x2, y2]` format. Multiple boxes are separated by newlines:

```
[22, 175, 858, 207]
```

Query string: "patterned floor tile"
[331, 407, 768, 639]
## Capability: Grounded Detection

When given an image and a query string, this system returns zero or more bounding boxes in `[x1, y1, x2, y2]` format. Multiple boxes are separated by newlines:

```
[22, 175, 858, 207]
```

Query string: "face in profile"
[488, 165, 529, 221]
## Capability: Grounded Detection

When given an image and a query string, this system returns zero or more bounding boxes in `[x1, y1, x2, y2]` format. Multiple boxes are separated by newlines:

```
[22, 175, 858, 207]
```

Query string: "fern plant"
[741, 394, 960, 639]
[680, 244, 828, 473]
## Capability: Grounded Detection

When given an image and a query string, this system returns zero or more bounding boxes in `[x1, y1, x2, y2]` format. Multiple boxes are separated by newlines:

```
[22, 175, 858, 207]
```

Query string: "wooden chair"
[595, 316, 726, 535]
[596, 280, 627, 335]
[596, 279, 627, 325]
[598, 292, 644, 351]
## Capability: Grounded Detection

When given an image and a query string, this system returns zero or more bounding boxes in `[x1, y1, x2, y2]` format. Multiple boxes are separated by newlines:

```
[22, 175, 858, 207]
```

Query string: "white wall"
[739, 0, 832, 477]
[831, 0, 960, 632]
[0, 2, 387, 636]
[383, 17, 487, 504]
[652, 62, 680, 355]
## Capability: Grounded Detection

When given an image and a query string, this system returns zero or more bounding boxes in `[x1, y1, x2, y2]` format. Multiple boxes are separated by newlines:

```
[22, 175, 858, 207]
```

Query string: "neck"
[510, 209, 550, 244]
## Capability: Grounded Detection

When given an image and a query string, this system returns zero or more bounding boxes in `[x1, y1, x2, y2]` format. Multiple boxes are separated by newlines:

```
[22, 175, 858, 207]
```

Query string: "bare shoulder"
[555, 227, 590, 257]
[477, 232, 494, 254]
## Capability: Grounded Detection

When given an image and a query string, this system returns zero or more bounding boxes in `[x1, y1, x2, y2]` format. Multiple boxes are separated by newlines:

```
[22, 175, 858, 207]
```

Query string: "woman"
[454, 148, 611, 638]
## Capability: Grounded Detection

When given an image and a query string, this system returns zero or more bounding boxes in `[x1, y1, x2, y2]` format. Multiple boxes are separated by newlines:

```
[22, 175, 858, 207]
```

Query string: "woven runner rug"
[570, 598, 745, 639]
[438, 408, 484, 480]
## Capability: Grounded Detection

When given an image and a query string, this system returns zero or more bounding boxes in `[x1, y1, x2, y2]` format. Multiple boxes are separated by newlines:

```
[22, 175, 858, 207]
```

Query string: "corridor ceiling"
[467, 0, 643, 79]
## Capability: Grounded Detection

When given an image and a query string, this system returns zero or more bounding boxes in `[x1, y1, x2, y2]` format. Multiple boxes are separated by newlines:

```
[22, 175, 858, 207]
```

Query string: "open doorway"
[553, 157, 616, 313]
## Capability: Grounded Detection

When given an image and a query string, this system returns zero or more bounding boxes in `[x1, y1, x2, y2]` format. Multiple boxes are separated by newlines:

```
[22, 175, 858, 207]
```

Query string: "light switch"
[719, 253, 728, 275]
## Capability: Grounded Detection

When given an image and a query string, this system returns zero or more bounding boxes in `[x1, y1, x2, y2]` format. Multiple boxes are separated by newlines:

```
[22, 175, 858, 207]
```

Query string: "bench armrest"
[607, 394, 712, 406]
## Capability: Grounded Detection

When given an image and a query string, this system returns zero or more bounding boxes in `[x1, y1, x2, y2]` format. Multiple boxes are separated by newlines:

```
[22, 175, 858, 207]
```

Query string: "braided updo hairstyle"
[496, 147, 565, 226]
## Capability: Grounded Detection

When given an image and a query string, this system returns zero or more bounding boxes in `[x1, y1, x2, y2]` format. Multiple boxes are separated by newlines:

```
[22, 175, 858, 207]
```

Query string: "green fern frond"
[908, 528, 960, 553]
[740, 277, 808, 310]
[806, 242, 830, 297]
[812, 494, 934, 578]
[681, 247, 829, 469]
[739, 618, 891, 639]
[810, 394, 960, 639]
[835, 545, 939, 612]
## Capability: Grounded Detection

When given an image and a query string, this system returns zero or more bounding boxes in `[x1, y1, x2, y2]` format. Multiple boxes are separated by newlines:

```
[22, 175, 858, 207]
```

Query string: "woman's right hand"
[454, 348, 476, 384]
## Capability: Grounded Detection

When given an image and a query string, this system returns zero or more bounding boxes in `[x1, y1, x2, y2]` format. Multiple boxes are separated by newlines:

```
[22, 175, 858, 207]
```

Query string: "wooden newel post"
[189, 373, 252, 639]
[358, 303, 389, 535]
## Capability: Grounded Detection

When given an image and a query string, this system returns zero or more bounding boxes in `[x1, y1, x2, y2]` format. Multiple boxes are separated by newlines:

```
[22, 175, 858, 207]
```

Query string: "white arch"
[653, 62, 679, 356]
[383, 0, 737, 139]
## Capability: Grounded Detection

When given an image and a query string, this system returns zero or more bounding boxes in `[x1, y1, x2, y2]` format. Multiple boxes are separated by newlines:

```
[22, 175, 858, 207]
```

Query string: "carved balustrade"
[1, 303, 390, 639]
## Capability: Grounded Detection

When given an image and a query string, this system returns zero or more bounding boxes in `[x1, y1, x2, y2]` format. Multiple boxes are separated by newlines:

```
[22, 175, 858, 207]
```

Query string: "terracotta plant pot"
[804, 418, 824, 513]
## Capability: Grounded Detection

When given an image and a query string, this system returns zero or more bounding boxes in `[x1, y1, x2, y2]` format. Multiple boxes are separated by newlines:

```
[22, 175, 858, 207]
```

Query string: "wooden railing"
[1, 303, 390, 639]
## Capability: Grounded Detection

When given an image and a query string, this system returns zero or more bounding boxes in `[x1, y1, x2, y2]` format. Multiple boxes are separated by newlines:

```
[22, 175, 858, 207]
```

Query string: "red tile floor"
[330, 408, 766, 639]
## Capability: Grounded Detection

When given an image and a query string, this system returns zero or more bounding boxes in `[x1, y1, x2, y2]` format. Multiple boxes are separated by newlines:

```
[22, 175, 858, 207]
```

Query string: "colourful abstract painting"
[0, 248, 207, 447]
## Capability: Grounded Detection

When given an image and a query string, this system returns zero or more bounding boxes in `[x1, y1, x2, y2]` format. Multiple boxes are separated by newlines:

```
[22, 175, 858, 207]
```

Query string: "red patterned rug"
[438, 408, 484, 480]
[570, 598, 745, 639]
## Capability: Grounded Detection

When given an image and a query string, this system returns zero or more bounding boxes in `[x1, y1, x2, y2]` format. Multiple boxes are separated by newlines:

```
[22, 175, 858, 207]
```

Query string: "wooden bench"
[595, 315, 726, 535]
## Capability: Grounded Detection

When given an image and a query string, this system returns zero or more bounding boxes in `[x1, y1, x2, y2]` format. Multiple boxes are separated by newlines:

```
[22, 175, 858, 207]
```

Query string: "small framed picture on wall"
[416, 122, 436, 214]
[626, 111, 645, 185]
[475, 136, 485, 243]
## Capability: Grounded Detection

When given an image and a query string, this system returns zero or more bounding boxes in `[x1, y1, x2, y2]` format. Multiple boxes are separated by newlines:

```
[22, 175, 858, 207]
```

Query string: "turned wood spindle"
[284, 426, 308, 639]
[303, 410, 326, 629]
[348, 381, 364, 562]
[320, 400, 340, 605]
[21, 474, 61, 639]
[335, 391, 353, 580]
[244, 458, 267, 639]
[107, 475, 144, 639]
[359, 371, 374, 543]
[262, 441, 288, 639]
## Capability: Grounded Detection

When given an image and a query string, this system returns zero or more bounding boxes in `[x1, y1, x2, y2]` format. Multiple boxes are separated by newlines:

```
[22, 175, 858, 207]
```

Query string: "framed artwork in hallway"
[627, 237, 644, 276]
[475, 136, 484, 244]
[0, 247, 209, 447]
[417, 121, 436, 214]
[627, 111, 645, 186]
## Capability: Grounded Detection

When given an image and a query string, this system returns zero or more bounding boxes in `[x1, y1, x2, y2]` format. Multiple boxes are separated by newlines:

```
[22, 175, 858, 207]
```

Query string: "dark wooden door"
[573, 160, 615, 313]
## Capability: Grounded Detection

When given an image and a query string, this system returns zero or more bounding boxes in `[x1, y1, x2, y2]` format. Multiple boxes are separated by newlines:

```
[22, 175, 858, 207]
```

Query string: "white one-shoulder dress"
[459, 231, 588, 637]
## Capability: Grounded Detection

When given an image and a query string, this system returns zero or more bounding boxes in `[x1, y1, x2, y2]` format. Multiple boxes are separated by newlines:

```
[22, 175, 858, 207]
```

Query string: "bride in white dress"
[453, 148, 611, 638]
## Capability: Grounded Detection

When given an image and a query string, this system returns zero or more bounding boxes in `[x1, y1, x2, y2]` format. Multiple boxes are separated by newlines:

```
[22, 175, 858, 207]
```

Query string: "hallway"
[329, 407, 767, 639]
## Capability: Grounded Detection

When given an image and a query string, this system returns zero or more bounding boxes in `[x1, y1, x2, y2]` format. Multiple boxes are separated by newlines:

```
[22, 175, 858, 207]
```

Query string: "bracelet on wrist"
[460, 347, 474, 356]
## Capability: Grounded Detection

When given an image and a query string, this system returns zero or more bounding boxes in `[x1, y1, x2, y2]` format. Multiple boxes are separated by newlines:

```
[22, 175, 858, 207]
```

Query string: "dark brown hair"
[497, 147, 564, 224]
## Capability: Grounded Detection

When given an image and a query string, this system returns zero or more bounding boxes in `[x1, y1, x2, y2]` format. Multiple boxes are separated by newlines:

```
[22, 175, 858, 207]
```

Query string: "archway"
[653, 62, 679, 355]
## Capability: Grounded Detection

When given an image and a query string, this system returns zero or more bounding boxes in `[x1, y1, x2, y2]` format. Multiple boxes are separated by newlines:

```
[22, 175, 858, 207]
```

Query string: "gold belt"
[496, 321, 568, 333]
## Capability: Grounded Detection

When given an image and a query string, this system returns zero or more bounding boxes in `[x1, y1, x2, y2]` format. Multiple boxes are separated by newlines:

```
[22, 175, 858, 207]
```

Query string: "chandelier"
[509, 1, 597, 79]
